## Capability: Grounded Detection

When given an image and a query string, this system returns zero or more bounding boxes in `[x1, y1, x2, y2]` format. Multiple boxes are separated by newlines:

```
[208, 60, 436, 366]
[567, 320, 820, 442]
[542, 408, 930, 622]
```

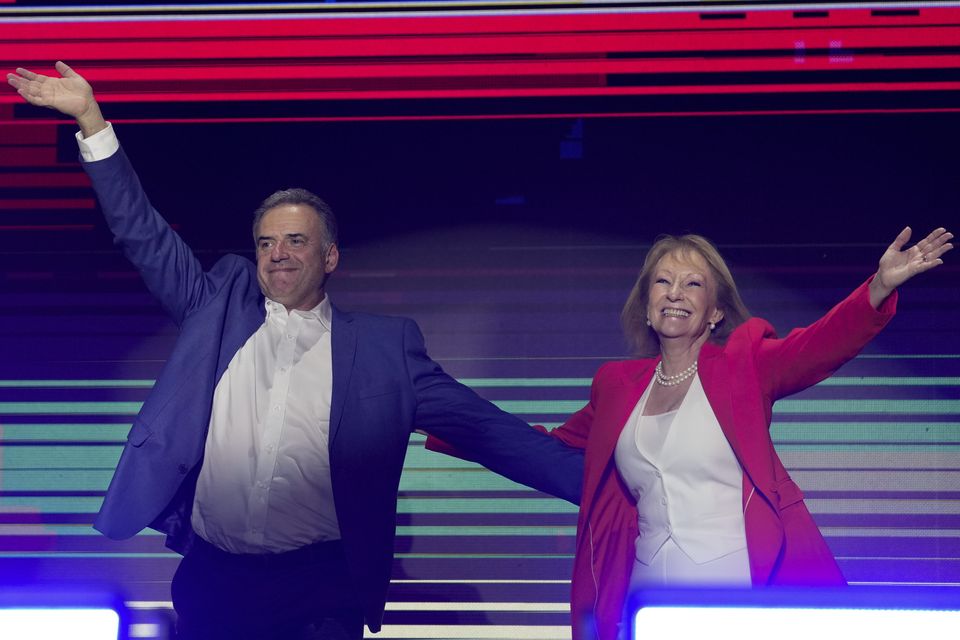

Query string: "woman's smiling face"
[647, 250, 724, 345]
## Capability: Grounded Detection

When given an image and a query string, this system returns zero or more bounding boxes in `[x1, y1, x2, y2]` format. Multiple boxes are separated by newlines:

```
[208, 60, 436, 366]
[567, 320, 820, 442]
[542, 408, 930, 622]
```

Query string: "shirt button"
[266, 445, 274, 453]
[661, 497, 667, 506]
[273, 405, 280, 412]
[655, 471, 662, 478]
[286, 334, 294, 340]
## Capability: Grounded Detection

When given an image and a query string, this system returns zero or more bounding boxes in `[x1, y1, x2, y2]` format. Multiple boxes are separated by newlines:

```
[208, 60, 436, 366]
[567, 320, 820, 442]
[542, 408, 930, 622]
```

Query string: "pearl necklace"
[655, 360, 698, 386]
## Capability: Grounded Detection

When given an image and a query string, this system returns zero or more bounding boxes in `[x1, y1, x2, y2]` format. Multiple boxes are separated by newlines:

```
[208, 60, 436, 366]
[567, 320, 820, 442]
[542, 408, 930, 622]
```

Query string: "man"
[7, 62, 583, 639]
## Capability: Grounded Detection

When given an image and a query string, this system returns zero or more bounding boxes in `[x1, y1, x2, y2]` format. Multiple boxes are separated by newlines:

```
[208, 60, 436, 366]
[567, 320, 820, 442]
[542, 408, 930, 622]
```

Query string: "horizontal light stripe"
[0, 380, 153, 388]
[4, 468, 557, 495]
[0, 553, 177, 558]
[2, 446, 121, 468]
[0, 496, 564, 514]
[793, 471, 960, 492]
[836, 557, 960, 562]
[822, 528, 960, 538]
[459, 378, 591, 387]
[3, 371, 958, 390]
[851, 582, 960, 587]
[460, 377, 960, 388]
[0, 525, 162, 536]
[394, 580, 570, 584]
[0, 470, 114, 492]
[386, 602, 569, 611]
[781, 452, 960, 468]
[5, 525, 960, 540]
[396, 554, 571, 559]
[817, 377, 960, 387]
[0, 497, 102, 512]
[4, 421, 958, 444]
[490, 399, 960, 415]
[771, 422, 960, 444]
[364, 625, 570, 639]
[0, 524, 571, 537]
[806, 499, 960, 515]
[126, 602, 173, 610]
[0, 402, 142, 415]
[775, 400, 960, 415]
[857, 355, 960, 360]
[0, 424, 132, 442]
[777, 445, 960, 453]
[395, 526, 576, 535]
[397, 499, 577, 514]
[399, 471, 554, 492]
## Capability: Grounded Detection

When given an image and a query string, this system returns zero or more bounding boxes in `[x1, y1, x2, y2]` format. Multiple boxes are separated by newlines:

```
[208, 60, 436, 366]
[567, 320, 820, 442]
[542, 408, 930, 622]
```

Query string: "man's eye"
[259, 242, 272, 251]
[289, 238, 305, 246]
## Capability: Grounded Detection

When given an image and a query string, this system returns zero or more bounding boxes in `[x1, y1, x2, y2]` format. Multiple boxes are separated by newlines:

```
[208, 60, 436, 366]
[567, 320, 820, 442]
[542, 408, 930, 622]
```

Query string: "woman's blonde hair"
[620, 234, 751, 357]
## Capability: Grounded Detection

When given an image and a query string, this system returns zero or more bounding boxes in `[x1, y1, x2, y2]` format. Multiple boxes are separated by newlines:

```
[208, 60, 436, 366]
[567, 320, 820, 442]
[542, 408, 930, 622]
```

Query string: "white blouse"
[614, 374, 750, 582]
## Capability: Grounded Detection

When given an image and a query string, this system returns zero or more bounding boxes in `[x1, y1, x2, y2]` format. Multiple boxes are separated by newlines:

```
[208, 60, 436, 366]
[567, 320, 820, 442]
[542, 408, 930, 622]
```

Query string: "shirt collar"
[264, 295, 332, 331]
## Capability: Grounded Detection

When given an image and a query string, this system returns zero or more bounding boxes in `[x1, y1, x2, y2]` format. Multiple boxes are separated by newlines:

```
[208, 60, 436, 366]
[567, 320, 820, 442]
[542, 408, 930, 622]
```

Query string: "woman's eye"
[688, 280, 702, 287]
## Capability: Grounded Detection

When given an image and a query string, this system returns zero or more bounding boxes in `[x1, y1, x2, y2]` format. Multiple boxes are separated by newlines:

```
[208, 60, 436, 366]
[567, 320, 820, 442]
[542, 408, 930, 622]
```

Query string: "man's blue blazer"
[84, 147, 583, 632]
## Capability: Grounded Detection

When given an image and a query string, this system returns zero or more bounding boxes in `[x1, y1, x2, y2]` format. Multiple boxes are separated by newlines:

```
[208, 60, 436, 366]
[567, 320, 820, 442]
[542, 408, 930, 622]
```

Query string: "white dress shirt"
[192, 297, 339, 553]
[77, 124, 340, 554]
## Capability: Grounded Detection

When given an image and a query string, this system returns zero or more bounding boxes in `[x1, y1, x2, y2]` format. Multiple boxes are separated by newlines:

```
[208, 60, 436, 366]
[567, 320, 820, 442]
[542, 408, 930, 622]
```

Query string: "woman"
[430, 225, 952, 640]
[545, 226, 951, 640]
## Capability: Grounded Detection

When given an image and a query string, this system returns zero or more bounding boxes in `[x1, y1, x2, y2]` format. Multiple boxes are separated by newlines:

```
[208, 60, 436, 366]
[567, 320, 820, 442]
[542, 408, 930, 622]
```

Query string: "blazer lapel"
[587, 362, 655, 481]
[699, 342, 772, 503]
[698, 343, 745, 461]
[217, 294, 266, 380]
[330, 305, 357, 449]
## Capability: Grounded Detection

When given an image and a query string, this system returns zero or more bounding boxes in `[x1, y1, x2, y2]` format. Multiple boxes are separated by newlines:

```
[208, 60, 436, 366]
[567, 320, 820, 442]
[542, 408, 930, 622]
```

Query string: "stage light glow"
[0, 608, 120, 640]
[633, 606, 959, 640]
[628, 587, 960, 640]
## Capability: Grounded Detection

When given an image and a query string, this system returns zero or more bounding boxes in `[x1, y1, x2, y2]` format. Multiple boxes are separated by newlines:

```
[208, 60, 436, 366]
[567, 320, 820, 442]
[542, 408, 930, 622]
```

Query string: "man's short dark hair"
[252, 188, 338, 246]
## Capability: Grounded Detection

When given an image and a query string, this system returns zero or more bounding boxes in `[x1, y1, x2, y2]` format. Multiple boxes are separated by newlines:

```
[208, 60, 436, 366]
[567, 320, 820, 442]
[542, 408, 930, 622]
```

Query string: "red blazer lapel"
[581, 360, 655, 507]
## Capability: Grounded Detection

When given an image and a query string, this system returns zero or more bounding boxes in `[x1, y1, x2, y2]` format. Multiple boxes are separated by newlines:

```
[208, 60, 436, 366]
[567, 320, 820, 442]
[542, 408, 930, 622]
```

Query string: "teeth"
[663, 308, 690, 317]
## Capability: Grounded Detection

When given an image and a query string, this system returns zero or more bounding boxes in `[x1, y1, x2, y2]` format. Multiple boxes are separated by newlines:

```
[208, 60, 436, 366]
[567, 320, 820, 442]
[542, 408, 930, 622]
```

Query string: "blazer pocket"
[126, 420, 153, 447]
[356, 383, 402, 399]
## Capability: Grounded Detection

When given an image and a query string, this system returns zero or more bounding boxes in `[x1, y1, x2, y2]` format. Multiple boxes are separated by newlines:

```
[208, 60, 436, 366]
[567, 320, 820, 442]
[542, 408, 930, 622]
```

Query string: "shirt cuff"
[76, 122, 119, 162]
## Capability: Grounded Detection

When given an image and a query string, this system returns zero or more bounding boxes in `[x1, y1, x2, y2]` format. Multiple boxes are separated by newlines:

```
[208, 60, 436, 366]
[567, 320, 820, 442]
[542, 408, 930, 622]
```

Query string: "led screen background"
[1, 2, 958, 638]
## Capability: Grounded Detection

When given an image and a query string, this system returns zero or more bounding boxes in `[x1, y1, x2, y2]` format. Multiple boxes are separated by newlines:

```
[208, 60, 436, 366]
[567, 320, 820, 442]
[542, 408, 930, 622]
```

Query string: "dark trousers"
[171, 536, 363, 640]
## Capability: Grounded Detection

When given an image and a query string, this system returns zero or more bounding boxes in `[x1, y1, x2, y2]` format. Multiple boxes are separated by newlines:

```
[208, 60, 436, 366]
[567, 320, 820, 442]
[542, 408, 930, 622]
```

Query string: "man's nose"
[271, 241, 289, 261]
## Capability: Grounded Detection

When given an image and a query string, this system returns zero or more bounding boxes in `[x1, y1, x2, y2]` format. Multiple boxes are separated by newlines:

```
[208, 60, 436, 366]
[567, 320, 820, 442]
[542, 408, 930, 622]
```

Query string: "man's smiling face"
[255, 204, 338, 312]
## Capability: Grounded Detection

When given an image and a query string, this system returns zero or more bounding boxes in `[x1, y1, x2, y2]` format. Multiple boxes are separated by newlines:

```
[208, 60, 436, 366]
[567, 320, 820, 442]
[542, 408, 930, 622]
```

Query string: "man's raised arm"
[7, 61, 211, 324]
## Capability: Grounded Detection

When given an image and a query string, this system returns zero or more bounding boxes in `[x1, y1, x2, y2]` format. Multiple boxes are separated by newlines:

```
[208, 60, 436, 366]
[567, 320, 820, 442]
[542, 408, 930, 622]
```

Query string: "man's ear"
[325, 243, 340, 274]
